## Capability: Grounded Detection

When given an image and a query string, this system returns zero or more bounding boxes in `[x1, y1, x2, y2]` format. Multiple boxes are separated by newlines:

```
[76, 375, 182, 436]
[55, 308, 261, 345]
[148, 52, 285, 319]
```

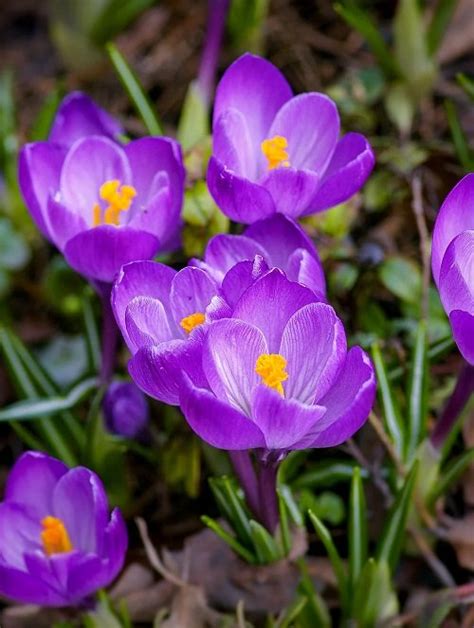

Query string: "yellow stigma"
[255, 353, 288, 396]
[92, 179, 137, 227]
[261, 135, 290, 170]
[180, 312, 206, 334]
[41, 516, 73, 556]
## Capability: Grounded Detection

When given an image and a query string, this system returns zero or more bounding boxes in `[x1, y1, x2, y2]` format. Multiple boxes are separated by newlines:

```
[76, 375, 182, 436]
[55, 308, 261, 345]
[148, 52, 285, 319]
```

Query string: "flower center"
[180, 312, 206, 334]
[255, 353, 288, 396]
[92, 179, 137, 227]
[261, 135, 290, 170]
[41, 516, 73, 556]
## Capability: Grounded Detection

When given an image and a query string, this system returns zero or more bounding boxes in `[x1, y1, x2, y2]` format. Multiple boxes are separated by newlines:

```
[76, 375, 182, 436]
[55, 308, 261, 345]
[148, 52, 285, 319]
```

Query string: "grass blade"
[406, 320, 428, 463]
[349, 467, 368, 592]
[106, 42, 163, 136]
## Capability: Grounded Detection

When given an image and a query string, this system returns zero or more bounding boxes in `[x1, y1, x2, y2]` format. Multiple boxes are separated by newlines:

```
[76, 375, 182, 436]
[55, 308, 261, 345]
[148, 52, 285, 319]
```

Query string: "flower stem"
[229, 450, 260, 517]
[430, 362, 474, 451]
[257, 460, 279, 533]
[94, 282, 119, 385]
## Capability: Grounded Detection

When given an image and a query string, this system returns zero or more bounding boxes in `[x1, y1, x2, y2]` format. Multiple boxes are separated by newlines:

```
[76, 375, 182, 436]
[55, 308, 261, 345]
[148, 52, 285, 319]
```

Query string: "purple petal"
[179, 375, 266, 450]
[213, 108, 257, 179]
[268, 93, 339, 172]
[43, 195, 88, 250]
[101, 508, 128, 581]
[59, 136, 131, 222]
[305, 347, 375, 448]
[306, 132, 375, 214]
[287, 249, 326, 296]
[280, 303, 347, 405]
[245, 214, 317, 267]
[221, 256, 270, 308]
[207, 156, 276, 223]
[203, 233, 267, 278]
[0, 563, 63, 606]
[213, 53, 292, 157]
[232, 269, 317, 352]
[432, 174, 474, 285]
[124, 137, 185, 222]
[112, 260, 176, 349]
[438, 231, 474, 315]
[251, 385, 326, 450]
[64, 226, 159, 283]
[18, 142, 66, 240]
[0, 503, 41, 569]
[49, 92, 123, 147]
[129, 337, 206, 405]
[203, 319, 267, 415]
[170, 267, 218, 326]
[64, 553, 107, 603]
[52, 468, 108, 555]
[260, 167, 320, 217]
[125, 296, 176, 351]
[450, 310, 474, 365]
[5, 451, 68, 518]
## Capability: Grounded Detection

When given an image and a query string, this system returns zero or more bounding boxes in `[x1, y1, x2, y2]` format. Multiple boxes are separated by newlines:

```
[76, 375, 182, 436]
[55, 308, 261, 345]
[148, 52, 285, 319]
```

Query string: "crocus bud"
[103, 380, 149, 439]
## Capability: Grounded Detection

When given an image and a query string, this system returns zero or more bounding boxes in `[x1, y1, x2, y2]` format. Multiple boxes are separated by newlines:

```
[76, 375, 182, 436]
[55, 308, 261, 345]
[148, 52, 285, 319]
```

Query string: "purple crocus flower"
[207, 53, 375, 223]
[103, 380, 150, 439]
[112, 261, 221, 405]
[179, 269, 376, 453]
[190, 213, 326, 296]
[19, 93, 185, 283]
[0, 452, 127, 607]
[432, 173, 474, 364]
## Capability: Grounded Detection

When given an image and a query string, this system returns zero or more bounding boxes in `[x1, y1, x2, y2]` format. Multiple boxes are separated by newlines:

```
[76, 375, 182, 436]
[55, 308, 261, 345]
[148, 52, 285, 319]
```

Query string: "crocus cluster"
[9, 52, 378, 608]
[432, 173, 474, 364]
[0, 452, 127, 607]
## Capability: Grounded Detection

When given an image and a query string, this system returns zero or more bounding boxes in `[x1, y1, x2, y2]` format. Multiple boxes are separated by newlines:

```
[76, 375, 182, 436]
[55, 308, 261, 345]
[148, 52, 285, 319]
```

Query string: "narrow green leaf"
[352, 559, 398, 626]
[293, 460, 368, 489]
[376, 461, 419, 572]
[371, 343, 405, 457]
[212, 476, 253, 547]
[82, 293, 101, 372]
[427, 0, 458, 56]
[277, 596, 308, 628]
[177, 80, 209, 151]
[91, 0, 156, 45]
[296, 558, 331, 628]
[349, 468, 367, 593]
[427, 448, 474, 508]
[406, 320, 428, 462]
[445, 99, 473, 170]
[30, 88, 62, 141]
[249, 519, 281, 564]
[0, 377, 98, 422]
[308, 510, 349, 612]
[277, 485, 292, 557]
[106, 43, 163, 135]
[334, 3, 399, 79]
[457, 73, 474, 101]
[201, 516, 255, 563]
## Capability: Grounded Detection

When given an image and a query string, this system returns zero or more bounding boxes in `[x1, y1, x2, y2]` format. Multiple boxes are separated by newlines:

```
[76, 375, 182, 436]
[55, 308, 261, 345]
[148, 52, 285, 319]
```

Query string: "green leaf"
[0, 377, 98, 422]
[371, 343, 405, 457]
[379, 256, 422, 305]
[376, 461, 419, 573]
[82, 292, 101, 372]
[296, 558, 331, 628]
[106, 42, 163, 135]
[427, 0, 458, 56]
[457, 73, 474, 101]
[293, 459, 368, 489]
[91, 0, 156, 45]
[405, 320, 428, 463]
[277, 596, 308, 628]
[36, 335, 89, 389]
[29, 87, 63, 141]
[334, 3, 398, 79]
[427, 448, 474, 508]
[445, 99, 473, 170]
[209, 476, 253, 547]
[308, 510, 349, 612]
[201, 515, 256, 564]
[249, 519, 281, 564]
[352, 559, 398, 627]
[177, 80, 210, 151]
[349, 468, 368, 594]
